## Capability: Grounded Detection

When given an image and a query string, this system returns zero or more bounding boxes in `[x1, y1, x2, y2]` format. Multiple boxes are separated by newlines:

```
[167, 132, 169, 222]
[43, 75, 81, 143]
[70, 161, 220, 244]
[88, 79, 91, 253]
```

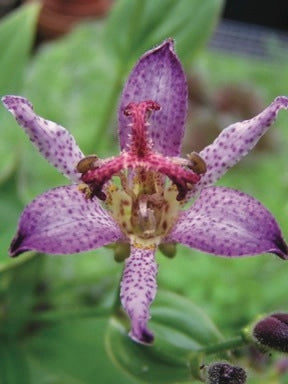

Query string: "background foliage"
[1, 0, 288, 383]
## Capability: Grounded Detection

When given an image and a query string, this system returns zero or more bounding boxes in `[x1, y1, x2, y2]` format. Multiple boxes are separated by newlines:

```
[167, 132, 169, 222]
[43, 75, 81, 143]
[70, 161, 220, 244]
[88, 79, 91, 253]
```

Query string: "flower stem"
[200, 335, 248, 355]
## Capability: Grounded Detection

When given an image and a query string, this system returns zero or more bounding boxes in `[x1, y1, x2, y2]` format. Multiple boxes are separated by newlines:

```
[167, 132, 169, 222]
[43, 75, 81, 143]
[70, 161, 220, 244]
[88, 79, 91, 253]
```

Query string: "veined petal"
[120, 243, 158, 344]
[167, 186, 288, 259]
[10, 185, 125, 257]
[118, 39, 187, 156]
[190, 96, 288, 196]
[2, 96, 84, 182]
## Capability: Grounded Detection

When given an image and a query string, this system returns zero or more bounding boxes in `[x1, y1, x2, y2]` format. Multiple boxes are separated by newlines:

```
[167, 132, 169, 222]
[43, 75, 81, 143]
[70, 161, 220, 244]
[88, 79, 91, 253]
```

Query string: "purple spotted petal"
[2, 96, 84, 182]
[120, 244, 158, 344]
[190, 96, 288, 196]
[10, 185, 125, 257]
[118, 39, 187, 156]
[167, 186, 288, 259]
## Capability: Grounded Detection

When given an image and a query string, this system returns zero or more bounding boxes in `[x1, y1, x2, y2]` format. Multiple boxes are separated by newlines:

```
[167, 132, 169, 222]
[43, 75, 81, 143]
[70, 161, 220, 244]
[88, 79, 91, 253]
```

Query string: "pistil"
[124, 100, 160, 157]
[77, 100, 205, 201]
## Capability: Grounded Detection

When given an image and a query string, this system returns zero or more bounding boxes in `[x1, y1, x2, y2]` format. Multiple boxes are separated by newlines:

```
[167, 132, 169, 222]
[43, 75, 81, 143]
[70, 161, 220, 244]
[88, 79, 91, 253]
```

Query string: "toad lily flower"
[2, 39, 288, 345]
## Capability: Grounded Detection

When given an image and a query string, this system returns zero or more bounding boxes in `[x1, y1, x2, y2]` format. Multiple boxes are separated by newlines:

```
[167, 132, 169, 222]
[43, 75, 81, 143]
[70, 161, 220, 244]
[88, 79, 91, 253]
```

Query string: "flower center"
[105, 169, 181, 243]
[76, 100, 206, 241]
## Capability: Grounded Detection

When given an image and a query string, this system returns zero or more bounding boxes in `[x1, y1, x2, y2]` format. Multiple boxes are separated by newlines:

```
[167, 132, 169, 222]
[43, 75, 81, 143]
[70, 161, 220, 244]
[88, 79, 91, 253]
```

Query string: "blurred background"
[0, 1, 288, 383]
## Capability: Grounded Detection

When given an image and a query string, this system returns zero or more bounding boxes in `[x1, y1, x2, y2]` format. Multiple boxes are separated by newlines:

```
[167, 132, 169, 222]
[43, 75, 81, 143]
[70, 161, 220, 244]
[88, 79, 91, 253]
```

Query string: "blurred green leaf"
[24, 319, 133, 384]
[0, 175, 24, 265]
[0, 3, 39, 94]
[0, 253, 43, 336]
[24, 24, 116, 158]
[17, 145, 66, 203]
[0, 3, 39, 182]
[150, 291, 223, 354]
[105, 0, 224, 66]
[107, 318, 192, 384]
[0, 342, 31, 384]
[0, 250, 131, 383]
[106, 290, 222, 383]
[0, 112, 21, 183]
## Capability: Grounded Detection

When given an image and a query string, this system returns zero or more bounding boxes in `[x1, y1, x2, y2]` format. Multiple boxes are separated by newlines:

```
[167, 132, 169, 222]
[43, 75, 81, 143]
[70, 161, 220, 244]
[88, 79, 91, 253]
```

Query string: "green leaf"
[0, 3, 40, 182]
[17, 144, 66, 203]
[106, 318, 191, 384]
[0, 3, 39, 95]
[105, 0, 224, 66]
[150, 291, 223, 357]
[0, 253, 44, 337]
[24, 319, 133, 384]
[0, 112, 21, 183]
[0, 175, 24, 265]
[0, 342, 31, 384]
[24, 23, 116, 156]
[105, 290, 222, 383]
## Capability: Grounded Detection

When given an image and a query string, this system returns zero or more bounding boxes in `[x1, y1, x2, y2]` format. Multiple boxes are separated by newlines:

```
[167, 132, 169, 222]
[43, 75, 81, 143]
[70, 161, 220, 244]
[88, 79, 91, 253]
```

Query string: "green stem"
[32, 306, 112, 322]
[0, 251, 37, 273]
[200, 336, 248, 355]
[112, 272, 123, 314]
[90, 77, 122, 154]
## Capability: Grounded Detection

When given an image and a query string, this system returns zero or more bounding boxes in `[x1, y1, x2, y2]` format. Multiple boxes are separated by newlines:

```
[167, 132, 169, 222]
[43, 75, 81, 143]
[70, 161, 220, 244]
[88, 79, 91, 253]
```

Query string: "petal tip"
[273, 237, 288, 260]
[162, 37, 174, 49]
[143, 38, 176, 61]
[275, 95, 288, 109]
[129, 327, 154, 345]
[9, 232, 26, 257]
[1, 95, 33, 113]
[154, 38, 176, 56]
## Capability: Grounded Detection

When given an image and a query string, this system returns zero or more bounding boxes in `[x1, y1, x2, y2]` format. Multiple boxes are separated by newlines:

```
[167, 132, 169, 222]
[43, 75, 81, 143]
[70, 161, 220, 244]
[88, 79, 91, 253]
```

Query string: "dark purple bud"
[207, 362, 247, 384]
[253, 313, 288, 353]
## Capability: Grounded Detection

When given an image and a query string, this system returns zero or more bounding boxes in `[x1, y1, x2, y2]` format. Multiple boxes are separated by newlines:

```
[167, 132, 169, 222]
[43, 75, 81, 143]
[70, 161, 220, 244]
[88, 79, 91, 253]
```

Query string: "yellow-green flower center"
[105, 169, 181, 245]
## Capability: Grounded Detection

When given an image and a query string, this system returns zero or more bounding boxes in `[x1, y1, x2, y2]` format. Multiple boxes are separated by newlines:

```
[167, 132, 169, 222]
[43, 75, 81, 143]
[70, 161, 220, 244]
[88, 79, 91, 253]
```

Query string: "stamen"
[76, 155, 99, 173]
[135, 195, 157, 237]
[78, 100, 203, 202]
[118, 172, 136, 199]
[81, 156, 126, 200]
[139, 196, 149, 219]
[186, 152, 207, 174]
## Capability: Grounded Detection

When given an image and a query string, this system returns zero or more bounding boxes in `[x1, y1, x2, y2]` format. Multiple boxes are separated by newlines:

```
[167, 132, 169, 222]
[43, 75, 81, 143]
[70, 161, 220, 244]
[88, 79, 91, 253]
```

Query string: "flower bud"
[206, 362, 247, 384]
[113, 243, 130, 262]
[159, 242, 177, 258]
[253, 313, 288, 353]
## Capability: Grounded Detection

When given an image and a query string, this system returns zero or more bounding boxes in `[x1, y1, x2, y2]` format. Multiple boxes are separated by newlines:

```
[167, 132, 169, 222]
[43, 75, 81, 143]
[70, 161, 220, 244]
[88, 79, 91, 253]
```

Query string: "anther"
[76, 155, 99, 173]
[186, 152, 207, 174]
[89, 183, 107, 201]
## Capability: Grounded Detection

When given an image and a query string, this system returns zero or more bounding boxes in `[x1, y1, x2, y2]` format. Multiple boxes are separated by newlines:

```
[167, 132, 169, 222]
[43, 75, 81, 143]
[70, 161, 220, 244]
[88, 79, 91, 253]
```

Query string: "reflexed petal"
[167, 186, 288, 259]
[10, 185, 125, 256]
[2, 95, 84, 182]
[120, 244, 158, 344]
[190, 96, 288, 196]
[118, 39, 187, 156]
